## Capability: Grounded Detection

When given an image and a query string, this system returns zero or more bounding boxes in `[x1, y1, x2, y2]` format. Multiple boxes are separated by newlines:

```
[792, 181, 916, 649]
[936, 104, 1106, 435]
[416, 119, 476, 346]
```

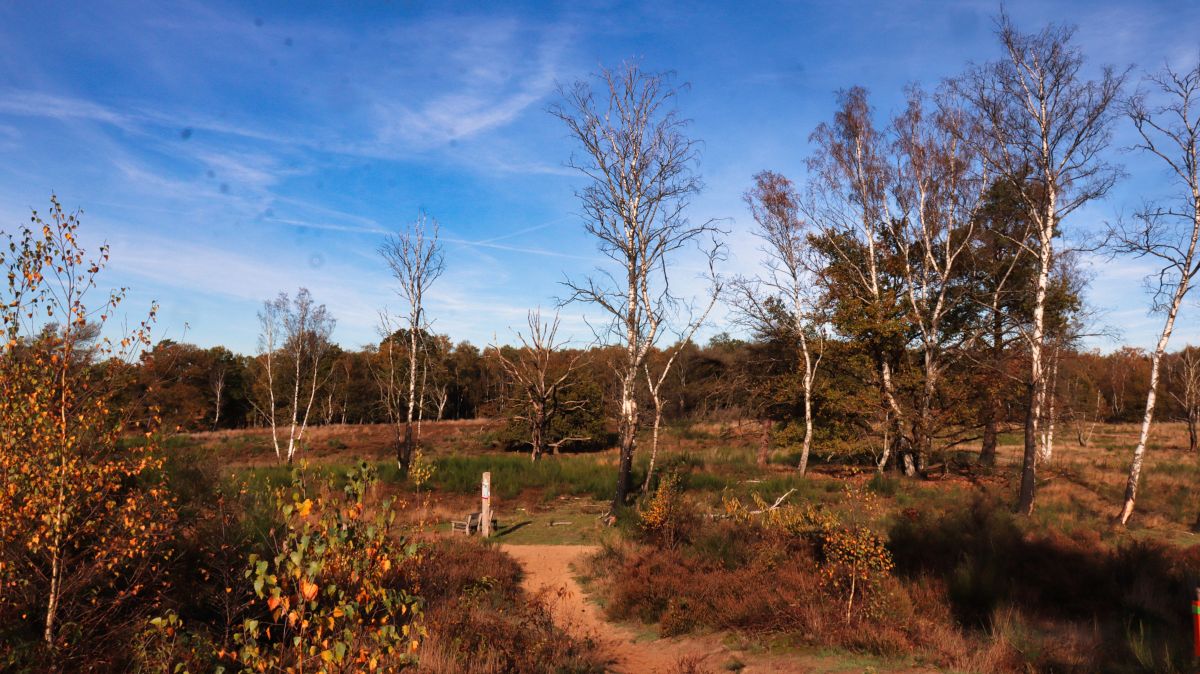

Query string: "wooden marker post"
[481, 472, 492, 538]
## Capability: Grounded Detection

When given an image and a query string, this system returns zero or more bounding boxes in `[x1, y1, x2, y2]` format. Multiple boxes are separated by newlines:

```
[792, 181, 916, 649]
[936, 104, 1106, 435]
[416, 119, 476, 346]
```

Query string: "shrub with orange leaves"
[818, 524, 894, 622]
[0, 197, 175, 665]
[638, 472, 692, 548]
[220, 462, 424, 672]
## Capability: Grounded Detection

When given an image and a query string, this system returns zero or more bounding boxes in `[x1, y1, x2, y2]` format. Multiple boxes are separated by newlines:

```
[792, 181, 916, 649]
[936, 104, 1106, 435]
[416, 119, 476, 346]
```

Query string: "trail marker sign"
[481, 472, 492, 537]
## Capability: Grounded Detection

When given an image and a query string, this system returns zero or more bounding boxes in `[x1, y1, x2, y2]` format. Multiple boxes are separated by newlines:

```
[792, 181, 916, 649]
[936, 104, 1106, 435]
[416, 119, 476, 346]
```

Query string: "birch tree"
[735, 171, 824, 475]
[891, 87, 990, 467]
[1112, 60, 1200, 525]
[552, 62, 721, 511]
[209, 356, 226, 429]
[252, 288, 335, 464]
[0, 198, 173, 650]
[379, 212, 443, 473]
[952, 15, 1125, 513]
[806, 87, 910, 473]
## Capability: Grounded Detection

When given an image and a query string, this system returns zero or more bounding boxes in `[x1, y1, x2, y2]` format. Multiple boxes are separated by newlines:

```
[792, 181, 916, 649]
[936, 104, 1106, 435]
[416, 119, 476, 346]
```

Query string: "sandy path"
[502, 544, 732, 673]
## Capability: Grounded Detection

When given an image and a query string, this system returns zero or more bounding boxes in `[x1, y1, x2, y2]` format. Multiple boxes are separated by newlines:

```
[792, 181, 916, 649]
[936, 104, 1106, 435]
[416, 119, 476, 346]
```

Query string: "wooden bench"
[450, 512, 498, 535]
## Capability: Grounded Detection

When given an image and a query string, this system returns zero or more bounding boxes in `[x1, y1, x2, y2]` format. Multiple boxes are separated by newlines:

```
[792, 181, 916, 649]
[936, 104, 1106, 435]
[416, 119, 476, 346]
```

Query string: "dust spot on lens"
[219, 183, 230, 194]
[180, 128, 192, 140]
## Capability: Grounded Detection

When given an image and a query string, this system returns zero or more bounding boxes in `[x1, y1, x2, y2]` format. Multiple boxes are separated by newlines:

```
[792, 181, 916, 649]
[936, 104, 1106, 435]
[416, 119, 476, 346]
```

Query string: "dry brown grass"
[188, 419, 502, 466]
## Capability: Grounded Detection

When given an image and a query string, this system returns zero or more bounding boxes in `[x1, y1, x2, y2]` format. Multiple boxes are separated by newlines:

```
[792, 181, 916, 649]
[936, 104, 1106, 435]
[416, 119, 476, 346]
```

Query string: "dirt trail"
[502, 544, 897, 674]
[502, 544, 737, 673]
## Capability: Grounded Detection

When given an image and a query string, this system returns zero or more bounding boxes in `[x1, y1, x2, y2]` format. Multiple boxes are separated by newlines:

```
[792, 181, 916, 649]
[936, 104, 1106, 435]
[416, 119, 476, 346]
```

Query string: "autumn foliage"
[0, 197, 174, 664]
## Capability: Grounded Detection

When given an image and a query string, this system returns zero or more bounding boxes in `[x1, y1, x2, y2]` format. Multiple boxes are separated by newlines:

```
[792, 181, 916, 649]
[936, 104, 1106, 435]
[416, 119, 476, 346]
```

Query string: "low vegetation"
[6, 8, 1200, 674]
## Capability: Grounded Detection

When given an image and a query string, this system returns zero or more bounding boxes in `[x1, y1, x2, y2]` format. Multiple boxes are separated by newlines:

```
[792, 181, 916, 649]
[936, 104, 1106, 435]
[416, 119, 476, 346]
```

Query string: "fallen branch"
[748, 488, 797, 514]
[707, 488, 798, 519]
[548, 436, 591, 451]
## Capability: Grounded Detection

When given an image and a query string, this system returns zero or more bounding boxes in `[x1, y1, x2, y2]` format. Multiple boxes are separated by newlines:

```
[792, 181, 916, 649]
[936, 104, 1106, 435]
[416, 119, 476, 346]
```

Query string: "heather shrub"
[417, 539, 606, 673]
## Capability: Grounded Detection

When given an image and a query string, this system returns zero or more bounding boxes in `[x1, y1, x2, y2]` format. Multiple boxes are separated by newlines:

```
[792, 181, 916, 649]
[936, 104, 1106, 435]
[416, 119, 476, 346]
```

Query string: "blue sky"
[0, 0, 1197, 353]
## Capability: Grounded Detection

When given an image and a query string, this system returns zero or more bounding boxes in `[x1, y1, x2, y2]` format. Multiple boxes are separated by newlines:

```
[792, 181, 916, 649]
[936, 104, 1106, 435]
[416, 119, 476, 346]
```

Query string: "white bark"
[1114, 61, 1200, 525]
[380, 212, 444, 472]
[552, 62, 722, 510]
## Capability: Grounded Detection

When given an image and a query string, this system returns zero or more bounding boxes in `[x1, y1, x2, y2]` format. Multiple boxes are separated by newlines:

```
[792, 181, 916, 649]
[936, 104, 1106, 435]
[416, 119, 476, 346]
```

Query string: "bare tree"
[552, 62, 722, 511]
[1112, 60, 1200, 525]
[735, 171, 824, 475]
[952, 14, 1125, 513]
[431, 381, 450, 421]
[1169, 346, 1200, 453]
[493, 309, 588, 461]
[252, 288, 335, 464]
[369, 313, 408, 460]
[379, 212, 444, 473]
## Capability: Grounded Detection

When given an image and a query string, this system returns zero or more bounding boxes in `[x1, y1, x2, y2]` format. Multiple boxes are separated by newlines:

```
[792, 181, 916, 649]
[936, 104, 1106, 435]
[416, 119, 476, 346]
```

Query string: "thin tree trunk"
[286, 342, 302, 464]
[1039, 348, 1059, 463]
[212, 372, 224, 430]
[642, 404, 664, 491]
[531, 407, 544, 461]
[797, 327, 816, 475]
[614, 375, 638, 511]
[878, 361, 908, 474]
[877, 408, 892, 472]
[43, 480, 65, 645]
[401, 327, 418, 472]
[416, 354, 428, 442]
[1118, 309, 1182, 524]
[1017, 204, 1053, 515]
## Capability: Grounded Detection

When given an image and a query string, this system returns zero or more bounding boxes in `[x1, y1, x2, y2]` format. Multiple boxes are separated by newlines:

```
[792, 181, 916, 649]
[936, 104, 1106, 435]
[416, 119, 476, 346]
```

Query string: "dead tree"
[735, 171, 824, 475]
[1112, 60, 1200, 525]
[552, 62, 722, 511]
[370, 313, 408, 460]
[494, 309, 587, 461]
[431, 382, 449, 421]
[952, 14, 1125, 514]
[379, 212, 444, 473]
[251, 288, 335, 464]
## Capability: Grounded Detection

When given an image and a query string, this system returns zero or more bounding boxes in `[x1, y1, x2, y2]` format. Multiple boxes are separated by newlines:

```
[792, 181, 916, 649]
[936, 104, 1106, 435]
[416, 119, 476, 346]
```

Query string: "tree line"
[112, 325, 1200, 465]
[180, 12, 1194, 524]
[91, 12, 1200, 525]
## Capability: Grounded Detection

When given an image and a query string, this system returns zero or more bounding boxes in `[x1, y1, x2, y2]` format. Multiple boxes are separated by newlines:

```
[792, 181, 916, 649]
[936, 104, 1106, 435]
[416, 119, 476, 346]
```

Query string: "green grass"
[389, 453, 620, 501]
[488, 501, 612, 545]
